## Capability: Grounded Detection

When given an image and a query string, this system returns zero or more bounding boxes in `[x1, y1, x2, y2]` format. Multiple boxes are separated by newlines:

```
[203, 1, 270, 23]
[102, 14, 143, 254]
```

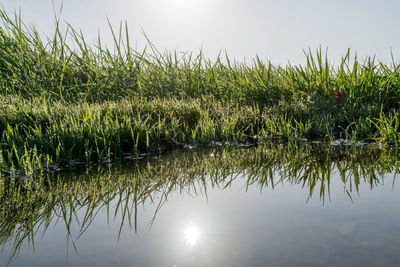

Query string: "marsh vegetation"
[0, 10, 399, 176]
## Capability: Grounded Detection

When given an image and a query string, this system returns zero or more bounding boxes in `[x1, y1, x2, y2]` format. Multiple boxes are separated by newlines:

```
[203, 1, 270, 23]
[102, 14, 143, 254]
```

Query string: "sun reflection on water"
[184, 225, 200, 246]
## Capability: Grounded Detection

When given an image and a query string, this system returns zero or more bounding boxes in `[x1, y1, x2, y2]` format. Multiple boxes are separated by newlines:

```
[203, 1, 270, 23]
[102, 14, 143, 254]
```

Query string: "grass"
[1, 143, 399, 260]
[0, 9, 400, 175]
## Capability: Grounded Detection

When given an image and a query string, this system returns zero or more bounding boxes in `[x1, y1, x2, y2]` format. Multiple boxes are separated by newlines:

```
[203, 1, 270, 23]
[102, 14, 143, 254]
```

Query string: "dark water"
[1, 144, 400, 267]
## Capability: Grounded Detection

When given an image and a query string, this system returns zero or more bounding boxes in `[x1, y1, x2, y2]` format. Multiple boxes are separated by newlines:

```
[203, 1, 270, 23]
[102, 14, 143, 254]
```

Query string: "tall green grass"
[1, 9, 400, 104]
[0, 10, 400, 174]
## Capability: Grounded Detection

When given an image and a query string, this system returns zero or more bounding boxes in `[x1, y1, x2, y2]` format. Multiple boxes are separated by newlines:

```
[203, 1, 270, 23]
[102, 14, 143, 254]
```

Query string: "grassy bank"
[1, 10, 400, 175]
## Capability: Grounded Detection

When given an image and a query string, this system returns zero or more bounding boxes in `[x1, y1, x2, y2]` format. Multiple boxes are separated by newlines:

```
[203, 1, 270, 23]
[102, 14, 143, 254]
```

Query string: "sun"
[166, 0, 200, 12]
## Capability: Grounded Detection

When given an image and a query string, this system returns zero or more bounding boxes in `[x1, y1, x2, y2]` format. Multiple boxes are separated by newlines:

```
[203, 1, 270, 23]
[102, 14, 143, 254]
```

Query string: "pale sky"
[1, 0, 400, 65]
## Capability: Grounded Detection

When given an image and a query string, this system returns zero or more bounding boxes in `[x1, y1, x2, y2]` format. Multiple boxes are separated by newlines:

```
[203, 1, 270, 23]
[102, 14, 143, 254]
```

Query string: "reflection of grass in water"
[1, 142, 400, 261]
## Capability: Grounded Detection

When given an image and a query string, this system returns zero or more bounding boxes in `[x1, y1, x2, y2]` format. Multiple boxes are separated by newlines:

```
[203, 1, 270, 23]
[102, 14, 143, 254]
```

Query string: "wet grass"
[1, 142, 399, 260]
[1, 10, 400, 175]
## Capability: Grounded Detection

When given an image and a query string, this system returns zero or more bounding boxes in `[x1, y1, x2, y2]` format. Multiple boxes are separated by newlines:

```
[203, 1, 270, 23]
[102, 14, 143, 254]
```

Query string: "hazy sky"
[1, 0, 400, 65]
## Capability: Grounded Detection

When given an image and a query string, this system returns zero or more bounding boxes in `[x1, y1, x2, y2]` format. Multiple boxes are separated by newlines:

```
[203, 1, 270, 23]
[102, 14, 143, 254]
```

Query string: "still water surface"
[1, 144, 400, 266]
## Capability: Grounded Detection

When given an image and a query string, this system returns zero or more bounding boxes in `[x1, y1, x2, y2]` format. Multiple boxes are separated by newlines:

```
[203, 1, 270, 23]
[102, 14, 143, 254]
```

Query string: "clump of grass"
[0, 97, 269, 175]
[0, 10, 400, 175]
[369, 108, 400, 146]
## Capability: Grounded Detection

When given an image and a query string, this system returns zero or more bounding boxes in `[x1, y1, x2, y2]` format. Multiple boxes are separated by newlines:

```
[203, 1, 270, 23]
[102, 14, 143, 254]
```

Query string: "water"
[1, 144, 400, 266]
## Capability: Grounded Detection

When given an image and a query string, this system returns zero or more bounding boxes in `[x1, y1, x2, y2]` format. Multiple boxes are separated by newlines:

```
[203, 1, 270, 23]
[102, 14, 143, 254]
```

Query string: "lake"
[1, 143, 400, 266]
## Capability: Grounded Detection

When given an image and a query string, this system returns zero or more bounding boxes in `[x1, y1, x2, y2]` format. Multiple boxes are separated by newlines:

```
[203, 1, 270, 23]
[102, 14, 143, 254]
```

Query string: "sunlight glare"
[169, 0, 196, 9]
[162, 0, 207, 14]
[184, 225, 200, 246]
